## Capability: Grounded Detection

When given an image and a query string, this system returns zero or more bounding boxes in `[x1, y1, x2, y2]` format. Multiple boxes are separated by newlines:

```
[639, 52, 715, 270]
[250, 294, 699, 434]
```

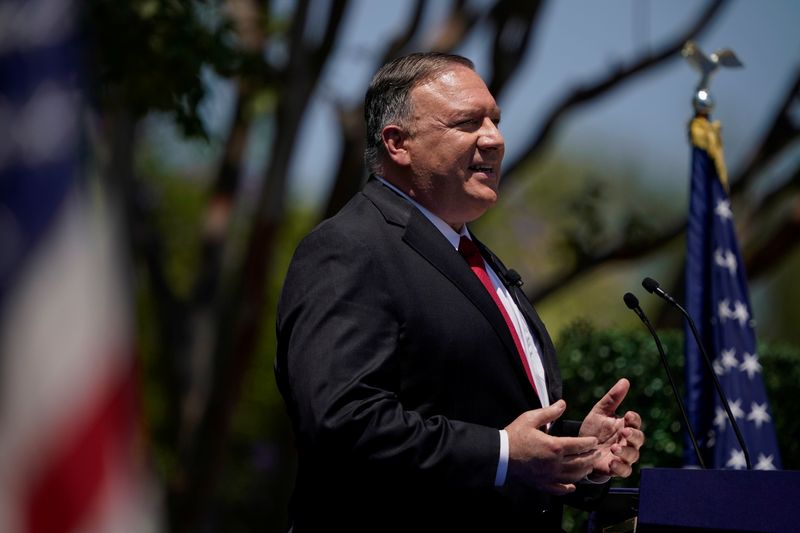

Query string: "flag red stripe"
[23, 359, 138, 533]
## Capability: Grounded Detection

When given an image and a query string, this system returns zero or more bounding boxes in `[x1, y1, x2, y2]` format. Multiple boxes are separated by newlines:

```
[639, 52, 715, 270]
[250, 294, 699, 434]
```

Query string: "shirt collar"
[376, 176, 469, 250]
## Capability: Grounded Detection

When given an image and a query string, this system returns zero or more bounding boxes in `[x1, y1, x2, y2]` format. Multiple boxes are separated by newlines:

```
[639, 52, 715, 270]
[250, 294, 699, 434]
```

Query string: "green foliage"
[758, 339, 800, 467]
[556, 320, 800, 470]
[140, 162, 207, 297]
[476, 156, 682, 300]
[85, 0, 241, 137]
[133, 164, 208, 484]
[557, 320, 686, 476]
[215, 208, 317, 532]
[555, 320, 800, 531]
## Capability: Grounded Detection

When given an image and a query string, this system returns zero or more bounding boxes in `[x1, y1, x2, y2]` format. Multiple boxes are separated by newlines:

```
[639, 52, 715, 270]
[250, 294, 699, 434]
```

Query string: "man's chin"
[475, 189, 499, 207]
[463, 196, 498, 222]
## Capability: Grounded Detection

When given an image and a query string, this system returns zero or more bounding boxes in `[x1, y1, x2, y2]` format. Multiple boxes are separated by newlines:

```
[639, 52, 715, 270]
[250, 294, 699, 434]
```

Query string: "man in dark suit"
[275, 52, 644, 532]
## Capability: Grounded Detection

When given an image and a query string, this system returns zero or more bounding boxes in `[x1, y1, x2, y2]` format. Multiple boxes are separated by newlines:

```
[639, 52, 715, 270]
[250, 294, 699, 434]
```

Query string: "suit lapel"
[363, 178, 537, 398]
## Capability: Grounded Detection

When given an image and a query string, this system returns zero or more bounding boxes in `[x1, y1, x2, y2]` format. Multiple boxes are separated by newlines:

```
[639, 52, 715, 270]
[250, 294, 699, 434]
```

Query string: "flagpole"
[681, 55, 753, 466]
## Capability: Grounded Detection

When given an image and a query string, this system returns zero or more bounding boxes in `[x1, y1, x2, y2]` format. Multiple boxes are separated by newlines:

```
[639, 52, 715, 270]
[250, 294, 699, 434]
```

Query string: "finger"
[596, 417, 626, 444]
[560, 457, 597, 480]
[527, 399, 567, 428]
[542, 482, 576, 496]
[611, 445, 639, 467]
[563, 446, 600, 460]
[559, 435, 599, 456]
[562, 448, 600, 473]
[591, 378, 630, 416]
[608, 458, 633, 478]
[621, 427, 645, 449]
[623, 410, 642, 430]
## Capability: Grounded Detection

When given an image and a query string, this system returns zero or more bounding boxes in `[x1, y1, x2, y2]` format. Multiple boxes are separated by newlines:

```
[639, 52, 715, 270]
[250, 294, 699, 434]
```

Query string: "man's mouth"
[469, 165, 495, 174]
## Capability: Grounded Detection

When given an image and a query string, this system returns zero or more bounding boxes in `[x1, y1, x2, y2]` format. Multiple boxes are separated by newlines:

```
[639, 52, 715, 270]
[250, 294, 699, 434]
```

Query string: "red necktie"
[458, 236, 537, 393]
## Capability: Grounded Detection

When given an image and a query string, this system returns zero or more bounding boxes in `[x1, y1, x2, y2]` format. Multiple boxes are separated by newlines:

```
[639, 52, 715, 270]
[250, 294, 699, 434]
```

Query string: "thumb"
[591, 378, 630, 416]
[528, 399, 567, 428]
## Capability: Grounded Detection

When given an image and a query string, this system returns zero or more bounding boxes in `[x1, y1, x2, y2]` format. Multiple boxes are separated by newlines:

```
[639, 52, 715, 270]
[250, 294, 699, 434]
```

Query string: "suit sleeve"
[275, 226, 500, 488]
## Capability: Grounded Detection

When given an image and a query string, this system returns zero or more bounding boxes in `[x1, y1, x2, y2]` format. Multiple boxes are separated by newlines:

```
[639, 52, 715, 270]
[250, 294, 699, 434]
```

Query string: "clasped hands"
[505, 378, 644, 495]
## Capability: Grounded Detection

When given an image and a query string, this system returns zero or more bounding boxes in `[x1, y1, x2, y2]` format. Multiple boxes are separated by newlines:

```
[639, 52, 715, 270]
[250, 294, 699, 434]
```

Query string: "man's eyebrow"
[449, 105, 502, 118]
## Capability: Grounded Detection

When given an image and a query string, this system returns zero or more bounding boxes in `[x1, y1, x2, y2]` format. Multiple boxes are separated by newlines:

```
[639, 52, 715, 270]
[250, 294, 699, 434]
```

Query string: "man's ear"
[382, 125, 411, 166]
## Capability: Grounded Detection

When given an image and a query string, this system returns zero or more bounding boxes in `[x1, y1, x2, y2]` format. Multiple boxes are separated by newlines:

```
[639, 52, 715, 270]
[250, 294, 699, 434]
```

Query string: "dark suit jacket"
[275, 177, 606, 532]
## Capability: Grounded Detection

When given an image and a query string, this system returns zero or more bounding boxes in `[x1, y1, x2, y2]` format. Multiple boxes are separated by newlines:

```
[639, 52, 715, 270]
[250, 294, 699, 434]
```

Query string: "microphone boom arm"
[642, 277, 752, 470]
[624, 292, 705, 469]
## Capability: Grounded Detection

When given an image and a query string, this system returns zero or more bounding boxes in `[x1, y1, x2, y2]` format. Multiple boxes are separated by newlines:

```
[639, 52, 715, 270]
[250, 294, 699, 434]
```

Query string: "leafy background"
[75, 1, 800, 531]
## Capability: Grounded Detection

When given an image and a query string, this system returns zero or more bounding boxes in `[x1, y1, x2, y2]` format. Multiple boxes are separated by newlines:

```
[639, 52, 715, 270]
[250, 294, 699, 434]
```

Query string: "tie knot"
[458, 236, 482, 263]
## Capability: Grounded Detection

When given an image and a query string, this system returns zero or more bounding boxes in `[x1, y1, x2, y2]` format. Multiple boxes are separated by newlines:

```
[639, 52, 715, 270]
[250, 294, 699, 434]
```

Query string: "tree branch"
[503, 0, 728, 181]
[523, 58, 798, 305]
[173, 1, 352, 530]
[751, 165, 800, 218]
[525, 220, 685, 303]
[425, 0, 485, 52]
[314, 0, 349, 66]
[730, 68, 800, 194]
[745, 195, 800, 280]
[487, 0, 545, 97]
[381, 0, 427, 62]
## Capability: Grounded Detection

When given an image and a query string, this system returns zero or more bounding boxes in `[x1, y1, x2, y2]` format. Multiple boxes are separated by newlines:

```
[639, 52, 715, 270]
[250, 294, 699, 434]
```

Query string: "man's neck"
[375, 176, 467, 244]
[377, 174, 465, 232]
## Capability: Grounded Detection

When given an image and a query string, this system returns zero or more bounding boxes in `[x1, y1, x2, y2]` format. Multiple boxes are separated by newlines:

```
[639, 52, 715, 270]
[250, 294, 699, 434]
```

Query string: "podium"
[590, 468, 800, 533]
[637, 468, 800, 532]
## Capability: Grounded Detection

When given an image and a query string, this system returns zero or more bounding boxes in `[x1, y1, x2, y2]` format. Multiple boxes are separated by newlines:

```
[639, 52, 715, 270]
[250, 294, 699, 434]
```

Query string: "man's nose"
[477, 118, 504, 150]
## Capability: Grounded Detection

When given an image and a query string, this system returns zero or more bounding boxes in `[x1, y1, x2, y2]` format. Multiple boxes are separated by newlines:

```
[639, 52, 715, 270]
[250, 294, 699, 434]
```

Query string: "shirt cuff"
[581, 472, 611, 484]
[495, 429, 509, 487]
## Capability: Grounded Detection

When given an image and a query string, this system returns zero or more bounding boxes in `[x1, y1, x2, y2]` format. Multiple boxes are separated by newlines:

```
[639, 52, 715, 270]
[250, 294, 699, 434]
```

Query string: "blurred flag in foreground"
[683, 115, 782, 470]
[0, 0, 157, 531]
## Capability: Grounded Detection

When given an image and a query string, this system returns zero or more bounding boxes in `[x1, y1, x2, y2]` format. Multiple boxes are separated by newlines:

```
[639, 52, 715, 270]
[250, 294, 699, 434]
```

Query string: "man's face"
[402, 65, 505, 228]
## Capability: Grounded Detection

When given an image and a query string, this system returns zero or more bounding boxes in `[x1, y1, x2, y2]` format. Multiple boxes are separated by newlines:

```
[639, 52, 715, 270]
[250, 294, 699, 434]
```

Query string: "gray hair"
[363, 52, 475, 175]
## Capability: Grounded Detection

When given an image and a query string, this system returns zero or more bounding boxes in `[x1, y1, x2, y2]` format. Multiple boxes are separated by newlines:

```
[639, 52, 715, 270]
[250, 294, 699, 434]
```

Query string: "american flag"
[683, 115, 782, 471]
[0, 0, 157, 531]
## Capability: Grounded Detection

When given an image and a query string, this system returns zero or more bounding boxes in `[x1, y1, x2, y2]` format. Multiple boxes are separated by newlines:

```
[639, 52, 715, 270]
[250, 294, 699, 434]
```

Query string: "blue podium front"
[637, 468, 800, 532]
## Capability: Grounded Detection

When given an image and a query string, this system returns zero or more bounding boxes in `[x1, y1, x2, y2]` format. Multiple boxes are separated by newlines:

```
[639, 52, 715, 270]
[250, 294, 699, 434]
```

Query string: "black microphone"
[623, 292, 705, 468]
[504, 269, 523, 287]
[641, 277, 752, 469]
